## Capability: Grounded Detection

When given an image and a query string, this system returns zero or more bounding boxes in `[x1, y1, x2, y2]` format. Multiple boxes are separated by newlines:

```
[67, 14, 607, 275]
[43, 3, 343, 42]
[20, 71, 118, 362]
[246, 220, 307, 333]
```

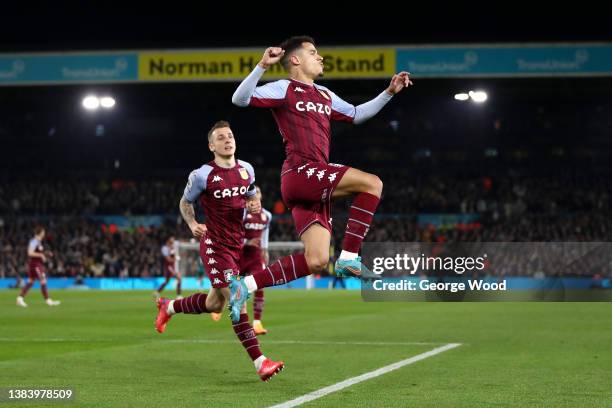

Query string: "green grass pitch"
[1, 290, 611, 407]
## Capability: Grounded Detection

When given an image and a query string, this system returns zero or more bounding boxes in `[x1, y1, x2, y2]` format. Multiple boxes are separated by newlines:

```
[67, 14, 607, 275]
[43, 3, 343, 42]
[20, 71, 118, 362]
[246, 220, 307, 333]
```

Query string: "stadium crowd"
[1, 169, 610, 279]
[2, 169, 608, 217]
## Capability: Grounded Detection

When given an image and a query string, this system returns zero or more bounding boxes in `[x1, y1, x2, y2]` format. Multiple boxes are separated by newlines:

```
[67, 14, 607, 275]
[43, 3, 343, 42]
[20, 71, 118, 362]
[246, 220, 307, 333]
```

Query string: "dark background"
[1, 10, 611, 277]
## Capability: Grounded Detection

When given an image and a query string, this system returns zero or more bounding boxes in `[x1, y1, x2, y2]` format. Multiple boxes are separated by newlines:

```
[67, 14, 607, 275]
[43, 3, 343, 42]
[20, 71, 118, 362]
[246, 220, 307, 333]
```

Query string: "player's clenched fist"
[189, 223, 207, 239]
[258, 47, 285, 69]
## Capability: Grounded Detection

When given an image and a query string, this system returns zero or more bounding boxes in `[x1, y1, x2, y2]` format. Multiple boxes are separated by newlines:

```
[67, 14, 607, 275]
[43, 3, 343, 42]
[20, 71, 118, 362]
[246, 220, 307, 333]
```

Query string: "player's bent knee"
[205, 288, 228, 312]
[368, 175, 383, 197]
[208, 305, 223, 313]
[305, 253, 329, 273]
[206, 298, 225, 313]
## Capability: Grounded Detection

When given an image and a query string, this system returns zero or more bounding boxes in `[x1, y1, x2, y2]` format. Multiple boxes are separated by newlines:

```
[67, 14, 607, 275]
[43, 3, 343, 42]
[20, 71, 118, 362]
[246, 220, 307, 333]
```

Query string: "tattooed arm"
[179, 197, 207, 238]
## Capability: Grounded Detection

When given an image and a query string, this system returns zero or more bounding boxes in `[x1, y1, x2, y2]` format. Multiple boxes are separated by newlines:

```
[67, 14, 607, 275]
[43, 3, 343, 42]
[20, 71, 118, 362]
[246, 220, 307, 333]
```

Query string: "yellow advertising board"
[138, 48, 395, 81]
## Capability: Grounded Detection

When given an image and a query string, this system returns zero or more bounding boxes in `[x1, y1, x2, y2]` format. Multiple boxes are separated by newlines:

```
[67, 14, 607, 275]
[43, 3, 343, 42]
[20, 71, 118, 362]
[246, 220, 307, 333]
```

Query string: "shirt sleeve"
[326, 88, 357, 123]
[322, 86, 393, 124]
[28, 239, 38, 253]
[232, 65, 288, 108]
[182, 165, 212, 203]
[238, 160, 257, 197]
[161, 246, 170, 257]
[353, 91, 394, 124]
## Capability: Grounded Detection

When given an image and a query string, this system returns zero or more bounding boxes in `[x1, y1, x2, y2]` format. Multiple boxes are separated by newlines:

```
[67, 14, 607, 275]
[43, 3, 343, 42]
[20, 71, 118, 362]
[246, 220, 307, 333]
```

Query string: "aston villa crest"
[239, 168, 249, 180]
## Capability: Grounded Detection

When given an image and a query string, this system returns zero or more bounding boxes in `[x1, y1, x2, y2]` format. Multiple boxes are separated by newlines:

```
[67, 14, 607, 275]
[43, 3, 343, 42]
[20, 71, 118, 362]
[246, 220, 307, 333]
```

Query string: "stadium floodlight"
[100, 96, 116, 108]
[454, 93, 469, 101]
[82, 95, 100, 110]
[469, 90, 488, 103]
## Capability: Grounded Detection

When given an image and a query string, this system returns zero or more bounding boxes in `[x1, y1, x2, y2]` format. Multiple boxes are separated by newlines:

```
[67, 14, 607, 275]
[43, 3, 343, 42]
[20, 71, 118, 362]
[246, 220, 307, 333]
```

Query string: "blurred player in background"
[16, 226, 61, 307]
[230, 35, 412, 310]
[153, 236, 182, 299]
[240, 186, 271, 335]
[154, 120, 284, 381]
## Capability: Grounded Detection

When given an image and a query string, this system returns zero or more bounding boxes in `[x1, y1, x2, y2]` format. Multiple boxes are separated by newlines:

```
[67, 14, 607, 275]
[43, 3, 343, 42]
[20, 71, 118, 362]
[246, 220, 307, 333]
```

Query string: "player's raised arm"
[232, 47, 288, 108]
[325, 71, 414, 125]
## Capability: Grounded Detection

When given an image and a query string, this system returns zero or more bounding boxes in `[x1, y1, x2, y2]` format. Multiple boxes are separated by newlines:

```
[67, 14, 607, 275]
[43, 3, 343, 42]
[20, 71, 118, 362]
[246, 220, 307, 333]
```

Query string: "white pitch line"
[268, 343, 462, 408]
[162, 339, 446, 346]
[0, 338, 445, 347]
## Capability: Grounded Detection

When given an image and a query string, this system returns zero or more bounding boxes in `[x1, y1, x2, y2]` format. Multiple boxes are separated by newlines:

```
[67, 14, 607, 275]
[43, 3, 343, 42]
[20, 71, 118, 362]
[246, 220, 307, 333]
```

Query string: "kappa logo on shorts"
[328, 172, 338, 183]
[205, 238, 213, 245]
[322, 188, 329, 201]
[206, 248, 215, 254]
[210, 268, 219, 275]
[223, 269, 234, 282]
[213, 278, 222, 285]
[208, 258, 217, 265]
[306, 168, 316, 178]
[316, 169, 326, 181]
[297, 164, 308, 173]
